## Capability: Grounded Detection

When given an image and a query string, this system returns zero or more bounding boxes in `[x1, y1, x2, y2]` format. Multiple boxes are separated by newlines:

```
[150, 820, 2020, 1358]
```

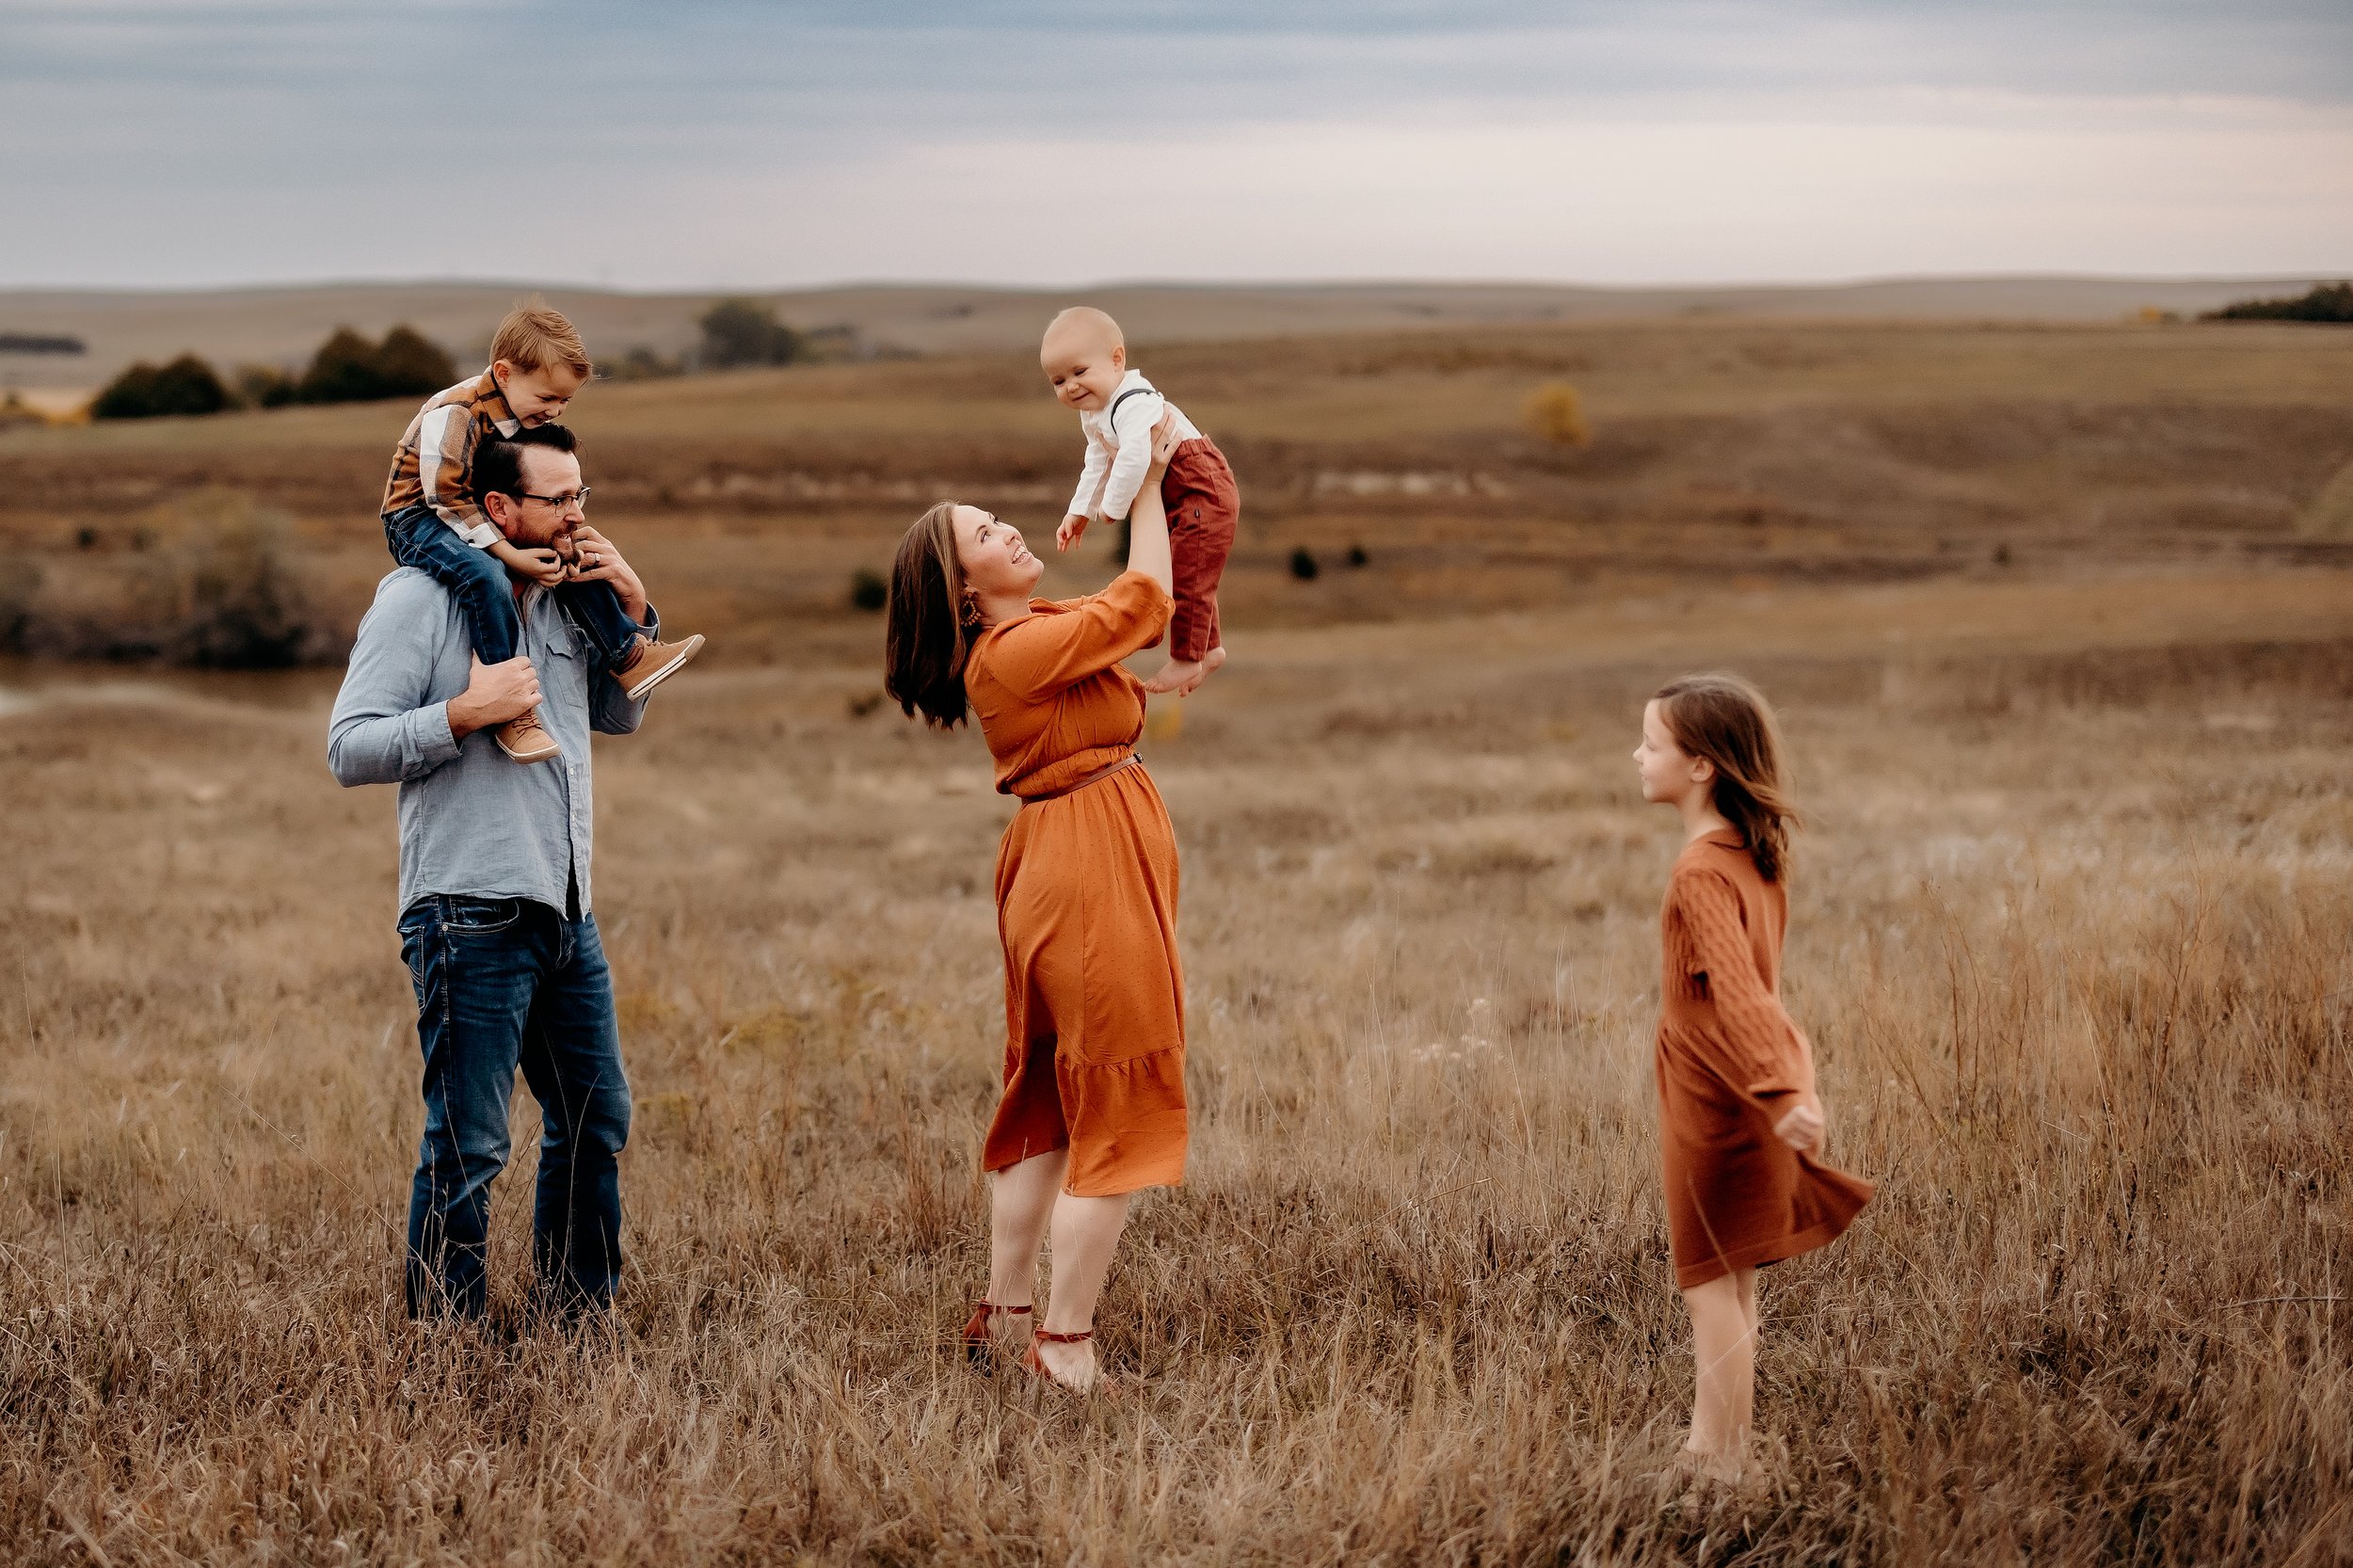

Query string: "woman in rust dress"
[883, 417, 1188, 1394]
[1634, 673, 1872, 1479]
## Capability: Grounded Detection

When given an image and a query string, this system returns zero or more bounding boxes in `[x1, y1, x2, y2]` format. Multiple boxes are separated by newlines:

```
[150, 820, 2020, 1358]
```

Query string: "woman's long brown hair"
[1655, 672, 1801, 881]
[884, 502, 973, 728]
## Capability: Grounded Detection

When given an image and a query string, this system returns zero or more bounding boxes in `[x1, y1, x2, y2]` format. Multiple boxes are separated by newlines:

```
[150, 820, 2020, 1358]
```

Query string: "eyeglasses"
[515, 487, 592, 510]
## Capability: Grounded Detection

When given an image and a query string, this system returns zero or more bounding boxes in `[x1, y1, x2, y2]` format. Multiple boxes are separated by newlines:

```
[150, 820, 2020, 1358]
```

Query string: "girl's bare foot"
[1673, 1442, 1747, 1487]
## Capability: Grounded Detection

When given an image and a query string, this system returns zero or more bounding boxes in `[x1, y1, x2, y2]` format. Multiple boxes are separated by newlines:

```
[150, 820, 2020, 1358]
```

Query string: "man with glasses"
[377, 304, 701, 763]
[329, 422, 676, 1326]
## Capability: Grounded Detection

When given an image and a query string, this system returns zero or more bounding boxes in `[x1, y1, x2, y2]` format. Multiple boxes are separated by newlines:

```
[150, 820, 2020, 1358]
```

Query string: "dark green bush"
[91, 353, 232, 420]
[296, 324, 458, 404]
[699, 298, 803, 368]
[234, 365, 299, 408]
[2203, 281, 2353, 323]
[849, 568, 888, 613]
[1289, 546, 1321, 581]
[603, 346, 684, 382]
[372, 326, 460, 394]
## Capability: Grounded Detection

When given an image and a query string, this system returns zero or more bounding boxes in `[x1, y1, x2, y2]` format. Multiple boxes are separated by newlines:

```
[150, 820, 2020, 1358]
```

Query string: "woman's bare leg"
[985, 1149, 1066, 1346]
[1681, 1267, 1758, 1475]
[1035, 1189, 1134, 1388]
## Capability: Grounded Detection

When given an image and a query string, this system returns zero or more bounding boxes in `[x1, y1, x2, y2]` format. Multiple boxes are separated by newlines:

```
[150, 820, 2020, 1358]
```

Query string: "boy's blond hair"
[489, 299, 590, 375]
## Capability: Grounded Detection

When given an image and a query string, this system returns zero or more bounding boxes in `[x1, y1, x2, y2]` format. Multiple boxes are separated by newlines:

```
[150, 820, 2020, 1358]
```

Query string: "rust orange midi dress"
[964, 570, 1187, 1197]
[1657, 829, 1873, 1288]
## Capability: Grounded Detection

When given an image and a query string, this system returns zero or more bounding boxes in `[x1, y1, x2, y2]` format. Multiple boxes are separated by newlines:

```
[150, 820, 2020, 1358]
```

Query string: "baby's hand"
[1057, 513, 1090, 552]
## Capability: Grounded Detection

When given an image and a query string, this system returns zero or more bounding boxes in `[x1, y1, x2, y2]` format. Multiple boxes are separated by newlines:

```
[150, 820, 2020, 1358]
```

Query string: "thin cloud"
[2, 0, 2346, 287]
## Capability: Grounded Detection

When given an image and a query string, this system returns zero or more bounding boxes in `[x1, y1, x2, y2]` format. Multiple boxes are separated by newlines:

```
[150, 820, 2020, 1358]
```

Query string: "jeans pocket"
[441, 896, 523, 934]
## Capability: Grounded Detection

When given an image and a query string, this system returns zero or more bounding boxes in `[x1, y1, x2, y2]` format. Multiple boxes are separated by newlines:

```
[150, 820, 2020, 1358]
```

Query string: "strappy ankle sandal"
[1021, 1326, 1114, 1397]
[961, 1301, 1031, 1367]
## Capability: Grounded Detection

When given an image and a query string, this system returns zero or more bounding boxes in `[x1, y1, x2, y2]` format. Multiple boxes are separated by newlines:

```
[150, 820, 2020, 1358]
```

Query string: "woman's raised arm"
[1121, 413, 1181, 597]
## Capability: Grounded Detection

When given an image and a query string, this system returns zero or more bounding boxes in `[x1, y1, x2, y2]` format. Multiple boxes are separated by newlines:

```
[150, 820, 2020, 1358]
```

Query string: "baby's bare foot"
[1141, 657, 1204, 695]
[1144, 644, 1224, 696]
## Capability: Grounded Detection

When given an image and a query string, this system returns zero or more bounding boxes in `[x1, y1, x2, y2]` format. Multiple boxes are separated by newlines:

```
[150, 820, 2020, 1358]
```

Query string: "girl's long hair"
[884, 502, 974, 728]
[1655, 672, 1800, 881]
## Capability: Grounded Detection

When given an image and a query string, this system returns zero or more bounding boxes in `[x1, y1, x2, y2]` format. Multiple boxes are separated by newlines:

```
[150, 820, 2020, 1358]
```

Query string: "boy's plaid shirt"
[379, 369, 520, 549]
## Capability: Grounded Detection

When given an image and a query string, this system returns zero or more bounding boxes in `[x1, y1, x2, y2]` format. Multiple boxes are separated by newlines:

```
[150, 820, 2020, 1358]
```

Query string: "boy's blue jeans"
[397, 895, 632, 1320]
[384, 504, 641, 671]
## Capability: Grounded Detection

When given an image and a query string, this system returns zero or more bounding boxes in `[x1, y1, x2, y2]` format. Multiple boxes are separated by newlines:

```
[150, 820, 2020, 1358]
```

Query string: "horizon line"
[2, 269, 2345, 301]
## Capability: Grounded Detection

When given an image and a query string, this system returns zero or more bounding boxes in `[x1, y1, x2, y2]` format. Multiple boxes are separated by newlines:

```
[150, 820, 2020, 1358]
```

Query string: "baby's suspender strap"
[1107, 386, 1154, 432]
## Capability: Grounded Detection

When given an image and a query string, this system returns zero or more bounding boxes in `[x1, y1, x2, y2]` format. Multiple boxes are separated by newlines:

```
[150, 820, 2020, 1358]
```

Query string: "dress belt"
[1016, 752, 1141, 805]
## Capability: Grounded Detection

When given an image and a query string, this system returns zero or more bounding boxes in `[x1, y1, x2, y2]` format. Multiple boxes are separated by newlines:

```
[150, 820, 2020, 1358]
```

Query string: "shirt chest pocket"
[535, 622, 585, 712]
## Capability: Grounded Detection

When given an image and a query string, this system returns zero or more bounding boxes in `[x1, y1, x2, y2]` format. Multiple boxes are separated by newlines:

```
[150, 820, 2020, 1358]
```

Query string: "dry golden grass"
[3, 564, 2350, 1564]
[3, 318, 2351, 1562]
[6, 316, 2351, 671]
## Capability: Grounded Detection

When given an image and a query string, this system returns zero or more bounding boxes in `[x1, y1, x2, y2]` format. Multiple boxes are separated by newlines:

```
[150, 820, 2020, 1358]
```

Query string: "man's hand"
[490, 540, 568, 588]
[1057, 512, 1091, 552]
[1772, 1095, 1826, 1153]
[445, 653, 542, 740]
[564, 523, 649, 622]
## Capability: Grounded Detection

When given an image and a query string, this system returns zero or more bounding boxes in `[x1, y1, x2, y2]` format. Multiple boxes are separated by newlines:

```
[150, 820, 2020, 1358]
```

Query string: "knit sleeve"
[1672, 867, 1809, 1100]
[986, 571, 1172, 701]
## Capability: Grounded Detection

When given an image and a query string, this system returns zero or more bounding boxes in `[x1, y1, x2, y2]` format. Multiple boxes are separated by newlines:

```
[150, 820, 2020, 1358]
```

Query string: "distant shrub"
[1289, 547, 1321, 581]
[296, 324, 459, 405]
[91, 354, 232, 420]
[603, 346, 685, 382]
[16, 492, 335, 665]
[373, 326, 460, 393]
[173, 502, 317, 666]
[848, 568, 888, 612]
[1524, 381, 1590, 447]
[234, 364, 299, 408]
[2203, 282, 2353, 323]
[1346, 543, 1369, 568]
[698, 298, 804, 369]
[297, 328, 391, 404]
[0, 550, 36, 651]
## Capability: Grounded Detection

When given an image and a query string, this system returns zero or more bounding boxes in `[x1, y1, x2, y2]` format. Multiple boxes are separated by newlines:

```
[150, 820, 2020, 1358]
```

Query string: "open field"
[3, 317, 2352, 1562]
[0, 273, 2337, 399]
[4, 314, 2351, 666]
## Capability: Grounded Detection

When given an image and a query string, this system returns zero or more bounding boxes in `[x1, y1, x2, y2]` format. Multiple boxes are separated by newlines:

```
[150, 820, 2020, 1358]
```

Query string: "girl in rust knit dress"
[883, 416, 1189, 1395]
[1635, 673, 1872, 1479]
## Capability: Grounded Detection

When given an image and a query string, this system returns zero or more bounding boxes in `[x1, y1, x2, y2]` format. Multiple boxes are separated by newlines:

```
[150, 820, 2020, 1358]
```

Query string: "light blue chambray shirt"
[327, 568, 658, 919]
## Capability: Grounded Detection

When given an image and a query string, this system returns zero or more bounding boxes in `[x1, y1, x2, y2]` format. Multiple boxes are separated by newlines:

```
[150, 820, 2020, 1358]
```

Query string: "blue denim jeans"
[397, 895, 632, 1319]
[383, 504, 641, 671]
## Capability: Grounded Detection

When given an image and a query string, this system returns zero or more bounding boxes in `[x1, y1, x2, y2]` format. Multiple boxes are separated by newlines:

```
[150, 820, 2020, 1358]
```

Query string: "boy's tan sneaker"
[495, 712, 562, 763]
[616, 633, 704, 700]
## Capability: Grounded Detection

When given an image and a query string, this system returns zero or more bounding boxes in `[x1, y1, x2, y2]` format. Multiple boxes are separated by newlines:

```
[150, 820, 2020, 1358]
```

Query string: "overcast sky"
[5, 0, 2348, 290]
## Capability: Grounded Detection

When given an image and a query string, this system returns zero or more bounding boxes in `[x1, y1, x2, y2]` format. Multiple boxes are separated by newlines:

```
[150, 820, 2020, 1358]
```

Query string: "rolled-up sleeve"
[328, 576, 463, 786]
